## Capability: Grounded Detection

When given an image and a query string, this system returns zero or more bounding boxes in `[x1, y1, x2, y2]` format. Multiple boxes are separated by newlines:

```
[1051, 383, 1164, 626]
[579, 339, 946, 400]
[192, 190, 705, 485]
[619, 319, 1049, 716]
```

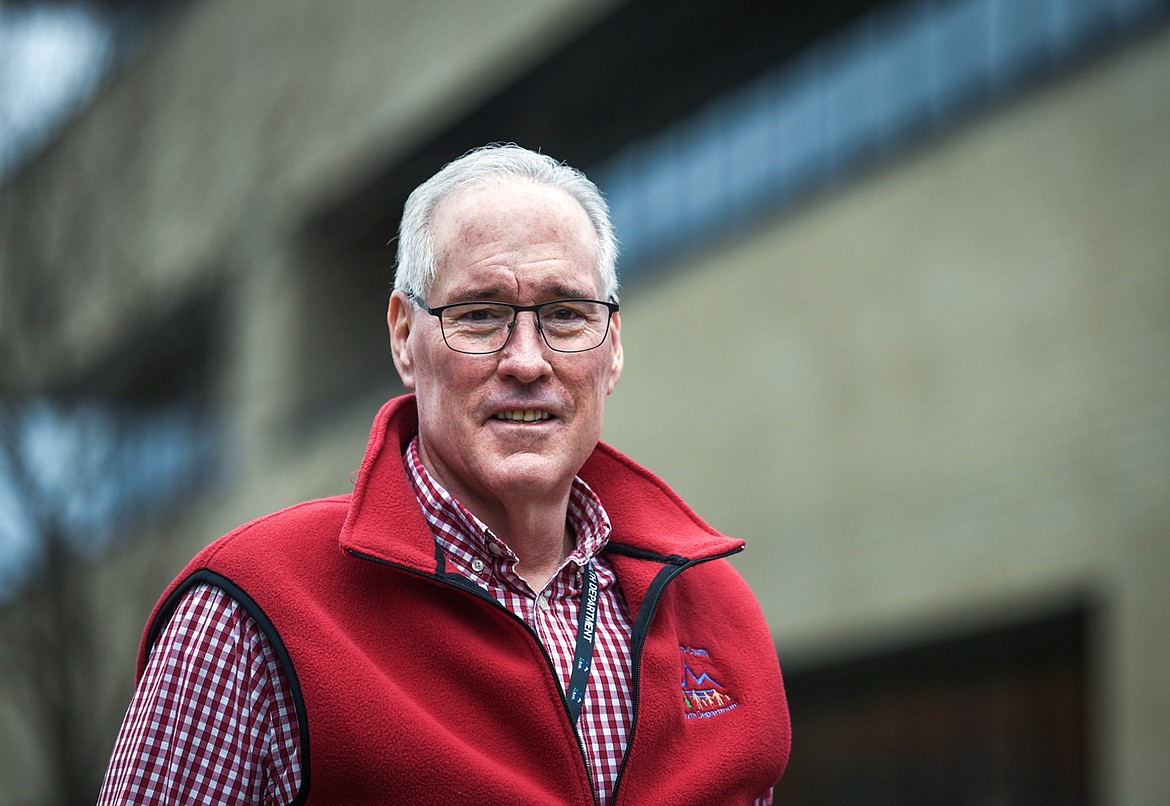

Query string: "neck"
[411, 439, 577, 592]
[485, 502, 575, 593]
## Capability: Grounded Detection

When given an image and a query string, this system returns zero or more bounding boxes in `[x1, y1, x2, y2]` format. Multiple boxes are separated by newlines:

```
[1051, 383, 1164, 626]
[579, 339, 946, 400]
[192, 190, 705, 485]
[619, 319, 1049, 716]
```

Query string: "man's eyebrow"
[443, 287, 509, 301]
[547, 283, 595, 299]
[448, 283, 597, 301]
[522, 281, 596, 300]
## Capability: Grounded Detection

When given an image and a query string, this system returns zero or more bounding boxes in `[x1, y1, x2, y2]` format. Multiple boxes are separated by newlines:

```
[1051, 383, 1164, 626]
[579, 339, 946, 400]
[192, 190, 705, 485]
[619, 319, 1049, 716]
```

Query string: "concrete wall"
[604, 29, 1170, 806]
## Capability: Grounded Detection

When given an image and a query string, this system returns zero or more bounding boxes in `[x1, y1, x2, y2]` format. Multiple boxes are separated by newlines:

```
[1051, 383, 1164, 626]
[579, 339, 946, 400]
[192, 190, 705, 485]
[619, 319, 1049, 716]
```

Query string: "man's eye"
[453, 306, 506, 323]
[547, 305, 584, 321]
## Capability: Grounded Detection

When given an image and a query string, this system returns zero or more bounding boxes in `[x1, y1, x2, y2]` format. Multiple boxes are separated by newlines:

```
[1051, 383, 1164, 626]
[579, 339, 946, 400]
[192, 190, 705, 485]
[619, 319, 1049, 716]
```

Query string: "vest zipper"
[346, 548, 601, 806]
[607, 546, 743, 805]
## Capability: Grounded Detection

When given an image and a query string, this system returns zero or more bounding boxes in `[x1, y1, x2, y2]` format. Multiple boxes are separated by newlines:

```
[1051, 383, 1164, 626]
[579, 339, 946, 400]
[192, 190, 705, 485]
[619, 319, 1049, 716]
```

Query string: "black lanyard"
[565, 560, 599, 727]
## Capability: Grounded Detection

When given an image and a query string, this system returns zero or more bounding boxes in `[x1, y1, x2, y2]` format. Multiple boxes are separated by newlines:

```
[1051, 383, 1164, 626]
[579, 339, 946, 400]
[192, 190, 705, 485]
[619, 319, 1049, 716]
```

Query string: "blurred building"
[1, 0, 1167, 802]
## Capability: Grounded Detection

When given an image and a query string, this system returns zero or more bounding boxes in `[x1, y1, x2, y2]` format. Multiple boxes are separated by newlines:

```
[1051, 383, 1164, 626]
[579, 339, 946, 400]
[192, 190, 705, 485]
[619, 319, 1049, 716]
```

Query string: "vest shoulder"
[666, 555, 773, 627]
[194, 494, 352, 566]
[681, 554, 757, 595]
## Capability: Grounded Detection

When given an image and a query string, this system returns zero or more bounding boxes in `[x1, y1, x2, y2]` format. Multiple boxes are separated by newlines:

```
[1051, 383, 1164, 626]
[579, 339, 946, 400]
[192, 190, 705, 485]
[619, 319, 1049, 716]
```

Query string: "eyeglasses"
[410, 294, 619, 354]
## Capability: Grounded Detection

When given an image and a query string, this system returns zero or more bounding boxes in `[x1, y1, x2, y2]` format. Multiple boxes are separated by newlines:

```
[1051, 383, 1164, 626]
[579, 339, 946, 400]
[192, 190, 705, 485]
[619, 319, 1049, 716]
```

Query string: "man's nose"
[497, 311, 552, 380]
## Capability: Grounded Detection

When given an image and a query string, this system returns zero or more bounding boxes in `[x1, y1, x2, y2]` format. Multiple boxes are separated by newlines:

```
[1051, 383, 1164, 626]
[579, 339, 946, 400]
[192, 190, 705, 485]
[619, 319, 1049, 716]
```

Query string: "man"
[100, 144, 790, 804]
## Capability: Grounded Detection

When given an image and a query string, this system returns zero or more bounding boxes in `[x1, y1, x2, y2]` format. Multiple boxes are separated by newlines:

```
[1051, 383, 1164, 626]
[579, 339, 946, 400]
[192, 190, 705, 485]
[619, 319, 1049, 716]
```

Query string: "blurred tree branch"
[0, 398, 108, 804]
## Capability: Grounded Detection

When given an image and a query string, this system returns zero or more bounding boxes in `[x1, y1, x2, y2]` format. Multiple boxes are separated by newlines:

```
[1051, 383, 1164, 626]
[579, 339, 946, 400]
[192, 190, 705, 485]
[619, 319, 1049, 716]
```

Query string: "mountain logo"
[680, 645, 738, 718]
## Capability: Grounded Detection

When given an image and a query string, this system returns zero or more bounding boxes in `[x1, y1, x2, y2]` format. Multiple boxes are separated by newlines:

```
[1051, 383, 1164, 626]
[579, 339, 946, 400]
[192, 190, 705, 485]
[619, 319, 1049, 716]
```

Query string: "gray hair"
[393, 143, 619, 301]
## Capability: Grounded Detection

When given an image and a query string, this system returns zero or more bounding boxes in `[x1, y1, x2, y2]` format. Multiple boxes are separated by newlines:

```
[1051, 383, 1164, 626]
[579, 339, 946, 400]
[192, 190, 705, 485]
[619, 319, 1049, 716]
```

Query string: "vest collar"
[339, 395, 745, 570]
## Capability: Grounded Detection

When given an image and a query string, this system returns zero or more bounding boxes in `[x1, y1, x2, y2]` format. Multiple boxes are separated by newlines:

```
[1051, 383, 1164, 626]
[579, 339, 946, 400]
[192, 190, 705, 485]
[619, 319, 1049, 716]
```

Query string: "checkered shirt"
[97, 582, 302, 804]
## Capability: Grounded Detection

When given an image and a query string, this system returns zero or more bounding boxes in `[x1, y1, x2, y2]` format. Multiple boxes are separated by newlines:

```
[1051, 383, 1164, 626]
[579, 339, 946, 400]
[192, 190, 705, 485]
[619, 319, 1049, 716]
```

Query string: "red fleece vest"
[142, 396, 790, 804]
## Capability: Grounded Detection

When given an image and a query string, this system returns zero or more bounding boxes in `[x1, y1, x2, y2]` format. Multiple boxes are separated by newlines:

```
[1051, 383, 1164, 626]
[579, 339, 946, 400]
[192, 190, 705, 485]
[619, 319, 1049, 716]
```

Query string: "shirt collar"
[403, 435, 612, 569]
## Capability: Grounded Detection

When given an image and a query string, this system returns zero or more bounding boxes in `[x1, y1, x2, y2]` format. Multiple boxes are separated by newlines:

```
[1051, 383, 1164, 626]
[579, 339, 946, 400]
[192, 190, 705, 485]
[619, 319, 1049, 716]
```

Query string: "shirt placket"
[536, 568, 561, 623]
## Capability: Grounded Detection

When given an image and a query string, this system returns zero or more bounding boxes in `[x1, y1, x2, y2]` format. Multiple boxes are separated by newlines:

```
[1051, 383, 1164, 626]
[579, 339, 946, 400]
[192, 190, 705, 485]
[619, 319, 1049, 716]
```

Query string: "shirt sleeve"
[98, 583, 302, 805]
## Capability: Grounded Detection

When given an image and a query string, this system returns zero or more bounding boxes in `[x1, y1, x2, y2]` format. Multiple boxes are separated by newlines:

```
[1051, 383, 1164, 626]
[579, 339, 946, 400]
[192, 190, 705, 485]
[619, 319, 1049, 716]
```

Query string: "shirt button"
[471, 558, 485, 573]
[488, 543, 504, 557]
[537, 595, 551, 611]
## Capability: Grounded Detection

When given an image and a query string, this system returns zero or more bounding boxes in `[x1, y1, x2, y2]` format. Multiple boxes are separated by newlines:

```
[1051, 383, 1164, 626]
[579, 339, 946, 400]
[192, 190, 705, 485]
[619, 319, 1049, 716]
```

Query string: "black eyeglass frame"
[409, 293, 620, 355]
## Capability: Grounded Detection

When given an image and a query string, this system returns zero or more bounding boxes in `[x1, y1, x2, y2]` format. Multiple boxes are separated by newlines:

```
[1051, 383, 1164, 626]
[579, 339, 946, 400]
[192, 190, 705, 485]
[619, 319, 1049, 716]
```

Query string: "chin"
[487, 451, 579, 492]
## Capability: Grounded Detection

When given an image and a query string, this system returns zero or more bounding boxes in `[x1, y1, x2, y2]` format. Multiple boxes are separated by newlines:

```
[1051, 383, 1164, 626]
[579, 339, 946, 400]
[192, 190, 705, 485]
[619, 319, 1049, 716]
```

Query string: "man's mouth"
[493, 409, 554, 423]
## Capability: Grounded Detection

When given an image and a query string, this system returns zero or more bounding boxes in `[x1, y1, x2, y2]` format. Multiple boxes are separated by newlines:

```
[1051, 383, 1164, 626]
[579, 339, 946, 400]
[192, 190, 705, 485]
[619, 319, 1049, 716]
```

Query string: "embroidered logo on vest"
[680, 645, 739, 718]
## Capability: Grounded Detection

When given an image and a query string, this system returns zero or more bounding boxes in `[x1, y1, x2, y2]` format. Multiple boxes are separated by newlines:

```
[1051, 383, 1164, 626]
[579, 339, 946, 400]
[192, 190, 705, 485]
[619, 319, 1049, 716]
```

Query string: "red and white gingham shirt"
[101, 437, 639, 804]
[97, 582, 302, 804]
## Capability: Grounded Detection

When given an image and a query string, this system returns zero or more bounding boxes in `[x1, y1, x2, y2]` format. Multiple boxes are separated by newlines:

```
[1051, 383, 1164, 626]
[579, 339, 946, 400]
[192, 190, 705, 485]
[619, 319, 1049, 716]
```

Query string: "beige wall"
[603, 29, 1170, 806]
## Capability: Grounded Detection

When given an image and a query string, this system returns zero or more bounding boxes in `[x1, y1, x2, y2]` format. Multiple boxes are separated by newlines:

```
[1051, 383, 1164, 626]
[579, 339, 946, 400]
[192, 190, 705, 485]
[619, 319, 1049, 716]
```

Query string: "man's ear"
[606, 311, 623, 395]
[388, 291, 417, 390]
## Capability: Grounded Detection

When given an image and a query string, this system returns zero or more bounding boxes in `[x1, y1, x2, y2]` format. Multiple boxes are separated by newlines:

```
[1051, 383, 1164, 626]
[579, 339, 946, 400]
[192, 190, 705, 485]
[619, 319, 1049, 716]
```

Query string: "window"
[593, 0, 1169, 279]
[778, 607, 1092, 804]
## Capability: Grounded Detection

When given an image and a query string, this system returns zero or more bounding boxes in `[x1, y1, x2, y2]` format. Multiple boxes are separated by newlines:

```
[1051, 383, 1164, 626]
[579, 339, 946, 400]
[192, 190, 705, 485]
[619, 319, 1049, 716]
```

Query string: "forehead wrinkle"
[442, 254, 597, 299]
[437, 261, 518, 302]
